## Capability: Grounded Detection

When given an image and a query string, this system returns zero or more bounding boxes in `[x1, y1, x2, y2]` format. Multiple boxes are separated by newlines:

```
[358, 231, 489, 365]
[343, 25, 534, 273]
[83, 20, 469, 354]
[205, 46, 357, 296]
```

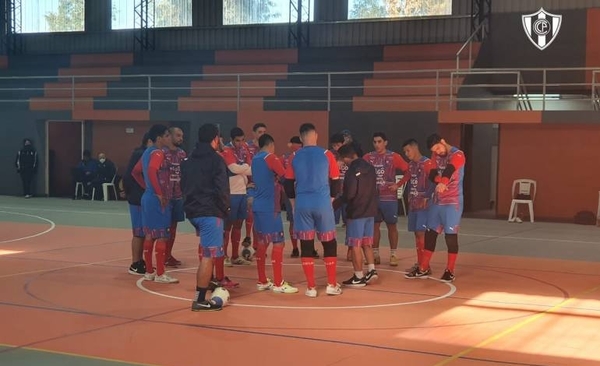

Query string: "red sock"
[214, 256, 225, 281]
[416, 237, 425, 264]
[166, 222, 177, 259]
[421, 250, 434, 270]
[155, 240, 167, 276]
[256, 244, 268, 283]
[272, 245, 284, 286]
[252, 230, 259, 251]
[143, 239, 155, 273]
[324, 257, 337, 286]
[245, 218, 253, 239]
[301, 257, 316, 288]
[223, 226, 231, 257]
[447, 253, 457, 272]
[231, 226, 241, 258]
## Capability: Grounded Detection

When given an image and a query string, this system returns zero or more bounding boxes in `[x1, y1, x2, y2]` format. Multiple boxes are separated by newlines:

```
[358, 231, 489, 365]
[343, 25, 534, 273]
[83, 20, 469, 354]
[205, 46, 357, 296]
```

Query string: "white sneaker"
[272, 281, 299, 294]
[257, 279, 273, 291]
[326, 283, 343, 296]
[305, 287, 317, 298]
[154, 273, 179, 284]
[224, 257, 233, 267]
[143, 271, 156, 281]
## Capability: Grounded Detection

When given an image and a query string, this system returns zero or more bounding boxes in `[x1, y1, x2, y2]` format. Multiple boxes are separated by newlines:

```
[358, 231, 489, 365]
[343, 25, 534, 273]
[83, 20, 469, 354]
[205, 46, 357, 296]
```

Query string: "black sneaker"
[342, 275, 367, 287]
[242, 236, 252, 246]
[404, 267, 431, 279]
[405, 263, 419, 273]
[291, 248, 299, 258]
[364, 269, 379, 283]
[440, 269, 455, 282]
[128, 260, 146, 275]
[191, 299, 223, 312]
[208, 277, 219, 292]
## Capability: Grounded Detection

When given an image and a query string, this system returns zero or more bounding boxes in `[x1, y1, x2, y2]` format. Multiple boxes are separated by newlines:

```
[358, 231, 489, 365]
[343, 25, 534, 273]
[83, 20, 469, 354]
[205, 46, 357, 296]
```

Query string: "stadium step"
[214, 49, 298, 65]
[177, 97, 263, 112]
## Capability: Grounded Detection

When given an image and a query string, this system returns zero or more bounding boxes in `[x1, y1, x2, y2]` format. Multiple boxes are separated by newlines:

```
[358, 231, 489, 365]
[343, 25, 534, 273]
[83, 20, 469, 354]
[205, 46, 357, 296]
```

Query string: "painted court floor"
[0, 195, 599, 366]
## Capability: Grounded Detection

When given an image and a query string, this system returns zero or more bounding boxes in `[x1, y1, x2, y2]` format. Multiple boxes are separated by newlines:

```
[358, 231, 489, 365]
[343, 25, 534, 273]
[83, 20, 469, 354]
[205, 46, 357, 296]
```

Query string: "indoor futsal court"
[0, 195, 599, 366]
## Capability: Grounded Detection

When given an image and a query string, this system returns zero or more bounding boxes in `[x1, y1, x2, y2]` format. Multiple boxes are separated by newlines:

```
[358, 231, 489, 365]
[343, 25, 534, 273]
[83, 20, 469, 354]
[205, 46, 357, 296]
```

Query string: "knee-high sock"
[272, 244, 284, 286]
[231, 226, 242, 259]
[155, 240, 167, 276]
[166, 222, 177, 259]
[256, 244, 268, 283]
[445, 234, 459, 272]
[300, 240, 316, 288]
[245, 217, 253, 239]
[143, 239, 155, 274]
[324, 257, 337, 286]
[289, 223, 298, 249]
[416, 236, 425, 264]
[420, 229, 438, 270]
[223, 225, 232, 257]
[214, 256, 225, 281]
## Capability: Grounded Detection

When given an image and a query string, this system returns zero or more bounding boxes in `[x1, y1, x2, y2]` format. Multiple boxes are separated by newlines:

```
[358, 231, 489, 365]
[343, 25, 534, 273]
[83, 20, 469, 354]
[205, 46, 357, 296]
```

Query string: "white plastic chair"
[74, 182, 84, 197]
[508, 179, 536, 223]
[93, 168, 118, 202]
[396, 174, 407, 216]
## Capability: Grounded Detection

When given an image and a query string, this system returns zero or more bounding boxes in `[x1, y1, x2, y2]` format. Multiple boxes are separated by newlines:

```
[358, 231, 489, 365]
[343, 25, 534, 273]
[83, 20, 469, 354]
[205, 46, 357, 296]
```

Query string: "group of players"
[122, 121, 465, 312]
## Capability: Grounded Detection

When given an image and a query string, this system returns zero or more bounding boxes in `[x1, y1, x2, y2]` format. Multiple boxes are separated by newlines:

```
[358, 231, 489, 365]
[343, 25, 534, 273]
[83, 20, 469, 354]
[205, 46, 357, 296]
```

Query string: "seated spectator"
[73, 150, 98, 199]
[92, 153, 118, 200]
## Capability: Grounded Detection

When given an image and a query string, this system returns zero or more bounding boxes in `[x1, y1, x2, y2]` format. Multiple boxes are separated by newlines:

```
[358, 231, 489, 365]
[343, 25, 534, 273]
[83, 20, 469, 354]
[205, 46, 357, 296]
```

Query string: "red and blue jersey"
[133, 146, 172, 199]
[162, 147, 187, 199]
[252, 151, 286, 213]
[363, 150, 409, 201]
[224, 142, 252, 165]
[431, 147, 465, 206]
[407, 156, 436, 211]
[284, 146, 339, 209]
[246, 140, 259, 158]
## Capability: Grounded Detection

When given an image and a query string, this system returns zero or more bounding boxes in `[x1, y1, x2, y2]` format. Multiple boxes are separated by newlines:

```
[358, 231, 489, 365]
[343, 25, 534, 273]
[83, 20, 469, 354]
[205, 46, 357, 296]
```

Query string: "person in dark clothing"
[73, 150, 98, 199]
[181, 123, 230, 312]
[123, 134, 152, 276]
[92, 152, 118, 200]
[333, 143, 379, 287]
[15, 138, 38, 198]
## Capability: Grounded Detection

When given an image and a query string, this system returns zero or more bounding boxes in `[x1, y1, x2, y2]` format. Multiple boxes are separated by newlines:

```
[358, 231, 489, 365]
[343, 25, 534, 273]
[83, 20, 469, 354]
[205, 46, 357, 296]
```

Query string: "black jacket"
[180, 143, 230, 220]
[333, 158, 379, 219]
[123, 147, 145, 206]
[16, 146, 38, 172]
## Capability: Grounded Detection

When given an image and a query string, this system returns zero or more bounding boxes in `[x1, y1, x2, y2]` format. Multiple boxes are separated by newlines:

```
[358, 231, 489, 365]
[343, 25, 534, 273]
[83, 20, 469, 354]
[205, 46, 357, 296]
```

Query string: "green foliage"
[45, 0, 85, 32]
[349, 0, 451, 20]
[223, 0, 281, 25]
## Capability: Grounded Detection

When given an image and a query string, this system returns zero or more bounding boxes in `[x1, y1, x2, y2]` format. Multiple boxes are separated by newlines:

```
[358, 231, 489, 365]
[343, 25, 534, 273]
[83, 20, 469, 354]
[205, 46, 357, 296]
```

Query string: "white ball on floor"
[211, 287, 230, 307]
[241, 244, 255, 260]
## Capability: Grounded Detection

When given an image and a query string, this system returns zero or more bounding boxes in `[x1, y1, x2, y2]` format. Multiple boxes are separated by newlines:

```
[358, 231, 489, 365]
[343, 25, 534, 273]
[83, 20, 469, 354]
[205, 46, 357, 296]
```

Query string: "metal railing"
[1, 67, 600, 112]
[456, 22, 486, 70]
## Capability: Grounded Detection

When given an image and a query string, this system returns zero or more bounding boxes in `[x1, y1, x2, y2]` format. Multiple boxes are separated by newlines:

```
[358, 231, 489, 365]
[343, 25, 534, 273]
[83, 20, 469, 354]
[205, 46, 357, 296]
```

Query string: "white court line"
[2, 205, 599, 245]
[136, 264, 457, 310]
[0, 211, 56, 244]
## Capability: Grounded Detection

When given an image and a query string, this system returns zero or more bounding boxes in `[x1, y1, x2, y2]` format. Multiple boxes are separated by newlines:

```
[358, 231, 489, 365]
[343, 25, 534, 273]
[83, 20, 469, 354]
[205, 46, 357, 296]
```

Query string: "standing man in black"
[15, 138, 38, 198]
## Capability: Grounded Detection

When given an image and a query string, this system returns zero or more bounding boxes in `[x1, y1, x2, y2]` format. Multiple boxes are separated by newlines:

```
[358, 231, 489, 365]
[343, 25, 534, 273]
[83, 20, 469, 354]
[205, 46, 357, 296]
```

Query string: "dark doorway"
[47, 121, 83, 197]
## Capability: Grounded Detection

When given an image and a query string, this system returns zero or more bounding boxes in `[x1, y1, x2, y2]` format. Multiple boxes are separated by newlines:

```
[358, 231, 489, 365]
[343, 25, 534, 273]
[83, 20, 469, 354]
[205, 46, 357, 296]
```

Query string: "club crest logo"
[522, 7, 562, 51]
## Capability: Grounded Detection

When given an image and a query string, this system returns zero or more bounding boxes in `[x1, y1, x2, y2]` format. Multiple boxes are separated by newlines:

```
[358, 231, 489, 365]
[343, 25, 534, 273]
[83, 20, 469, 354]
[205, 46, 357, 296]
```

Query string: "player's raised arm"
[266, 153, 286, 178]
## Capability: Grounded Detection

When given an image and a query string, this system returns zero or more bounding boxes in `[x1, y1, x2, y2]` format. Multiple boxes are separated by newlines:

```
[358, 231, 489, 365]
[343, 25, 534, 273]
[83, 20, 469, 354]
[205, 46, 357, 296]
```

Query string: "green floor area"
[0, 345, 149, 366]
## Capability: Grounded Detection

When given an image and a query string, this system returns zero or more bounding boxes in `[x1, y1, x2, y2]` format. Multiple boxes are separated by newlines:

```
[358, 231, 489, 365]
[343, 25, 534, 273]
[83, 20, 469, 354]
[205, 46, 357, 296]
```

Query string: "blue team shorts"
[129, 204, 144, 238]
[228, 194, 248, 221]
[407, 209, 429, 233]
[376, 200, 398, 225]
[293, 206, 336, 242]
[171, 198, 185, 223]
[189, 216, 225, 258]
[345, 217, 375, 247]
[426, 203, 463, 234]
[141, 192, 172, 239]
[253, 211, 285, 245]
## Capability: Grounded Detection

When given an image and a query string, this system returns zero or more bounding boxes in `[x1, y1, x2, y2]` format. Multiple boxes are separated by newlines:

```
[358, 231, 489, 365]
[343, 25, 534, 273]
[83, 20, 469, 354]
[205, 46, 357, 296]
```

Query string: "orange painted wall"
[237, 111, 329, 155]
[585, 8, 600, 83]
[437, 123, 462, 148]
[497, 124, 600, 221]
[91, 121, 153, 176]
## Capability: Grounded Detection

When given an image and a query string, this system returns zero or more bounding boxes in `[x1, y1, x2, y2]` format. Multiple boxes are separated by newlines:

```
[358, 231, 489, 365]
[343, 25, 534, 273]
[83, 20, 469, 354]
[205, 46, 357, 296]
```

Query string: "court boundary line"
[136, 264, 457, 310]
[0, 211, 56, 245]
[432, 282, 600, 366]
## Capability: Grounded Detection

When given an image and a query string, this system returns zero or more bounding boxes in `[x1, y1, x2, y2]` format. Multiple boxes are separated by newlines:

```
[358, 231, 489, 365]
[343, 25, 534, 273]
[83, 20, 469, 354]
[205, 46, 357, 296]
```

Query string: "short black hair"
[337, 143, 357, 159]
[426, 133, 443, 149]
[148, 124, 169, 143]
[198, 123, 219, 143]
[258, 133, 275, 148]
[330, 133, 345, 144]
[299, 123, 316, 136]
[402, 138, 418, 148]
[230, 127, 244, 139]
[289, 136, 302, 145]
[253, 123, 266, 132]
[373, 132, 387, 141]
[140, 133, 151, 148]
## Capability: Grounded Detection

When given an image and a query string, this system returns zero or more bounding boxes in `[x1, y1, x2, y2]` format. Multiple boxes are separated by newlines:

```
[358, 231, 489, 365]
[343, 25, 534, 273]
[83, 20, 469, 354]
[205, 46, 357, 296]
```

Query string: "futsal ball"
[240, 242, 255, 260]
[211, 287, 230, 307]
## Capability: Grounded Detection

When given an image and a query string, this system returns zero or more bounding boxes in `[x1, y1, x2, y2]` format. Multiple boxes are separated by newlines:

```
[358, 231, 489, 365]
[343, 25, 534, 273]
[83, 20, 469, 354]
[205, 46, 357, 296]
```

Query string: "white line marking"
[0, 205, 128, 216]
[136, 264, 457, 310]
[0, 211, 56, 244]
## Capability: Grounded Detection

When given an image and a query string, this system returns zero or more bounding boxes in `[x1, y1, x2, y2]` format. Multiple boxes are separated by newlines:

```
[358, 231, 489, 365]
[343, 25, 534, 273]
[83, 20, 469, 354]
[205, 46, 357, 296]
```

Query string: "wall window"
[348, 0, 452, 20]
[223, 0, 314, 26]
[112, 0, 192, 30]
[18, 0, 84, 33]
